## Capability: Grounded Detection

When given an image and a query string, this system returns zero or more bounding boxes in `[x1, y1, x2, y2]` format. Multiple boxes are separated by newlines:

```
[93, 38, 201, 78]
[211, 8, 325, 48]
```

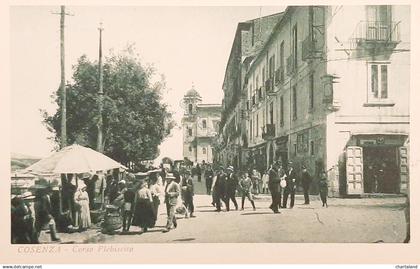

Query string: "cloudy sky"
[10, 5, 285, 160]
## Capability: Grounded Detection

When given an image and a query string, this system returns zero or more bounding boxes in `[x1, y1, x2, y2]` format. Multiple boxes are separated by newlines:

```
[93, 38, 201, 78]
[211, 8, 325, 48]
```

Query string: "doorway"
[363, 146, 399, 194]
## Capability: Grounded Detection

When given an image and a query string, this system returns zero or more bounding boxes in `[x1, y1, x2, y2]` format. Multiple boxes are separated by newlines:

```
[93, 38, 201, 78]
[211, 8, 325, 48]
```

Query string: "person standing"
[225, 166, 239, 211]
[122, 182, 135, 233]
[268, 163, 281, 213]
[301, 166, 312, 205]
[74, 181, 91, 231]
[149, 173, 162, 224]
[283, 162, 297, 209]
[181, 170, 195, 218]
[196, 163, 202, 182]
[163, 174, 181, 233]
[204, 165, 214, 195]
[239, 172, 256, 211]
[319, 171, 329, 207]
[11, 192, 37, 244]
[261, 170, 269, 194]
[132, 181, 155, 233]
[250, 169, 261, 195]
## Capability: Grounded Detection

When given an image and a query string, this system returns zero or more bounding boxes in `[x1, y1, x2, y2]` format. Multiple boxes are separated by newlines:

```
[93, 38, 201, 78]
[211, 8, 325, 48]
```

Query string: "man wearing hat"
[12, 192, 38, 243]
[211, 167, 227, 212]
[283, 161, 297, 209]
[34, 186, 61, 242]
[301, 165, 312, 205]
[225, 166, 239, 211]
[163, 173, 181, 233]
[268, 163, 281, 213]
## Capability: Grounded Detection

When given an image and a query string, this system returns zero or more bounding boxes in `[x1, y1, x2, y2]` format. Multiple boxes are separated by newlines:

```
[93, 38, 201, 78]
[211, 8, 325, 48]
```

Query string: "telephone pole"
[97, 22, 104, 153]
[53, 6, 73, 149]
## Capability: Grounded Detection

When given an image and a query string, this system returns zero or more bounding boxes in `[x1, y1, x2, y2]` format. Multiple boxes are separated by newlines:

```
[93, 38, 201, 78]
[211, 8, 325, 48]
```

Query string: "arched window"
[202, 119, 207, 129]
[188, 103, 193, 114]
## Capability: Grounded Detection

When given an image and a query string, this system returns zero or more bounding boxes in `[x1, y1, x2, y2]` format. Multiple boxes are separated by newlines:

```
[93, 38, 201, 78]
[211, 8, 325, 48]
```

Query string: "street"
[43, 191, 407, 244]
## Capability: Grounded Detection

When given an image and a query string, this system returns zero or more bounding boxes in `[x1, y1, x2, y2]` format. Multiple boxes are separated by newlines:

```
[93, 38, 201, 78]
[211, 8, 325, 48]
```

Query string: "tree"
[43, 46, 175, 167]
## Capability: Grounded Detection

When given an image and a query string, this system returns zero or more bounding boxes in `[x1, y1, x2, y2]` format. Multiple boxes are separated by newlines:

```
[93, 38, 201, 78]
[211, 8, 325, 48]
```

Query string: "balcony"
[302, 35, 323, 61]
[265, 79, 275, 96]
[351, 21, 401, 52]
[262, 124, 276, 140]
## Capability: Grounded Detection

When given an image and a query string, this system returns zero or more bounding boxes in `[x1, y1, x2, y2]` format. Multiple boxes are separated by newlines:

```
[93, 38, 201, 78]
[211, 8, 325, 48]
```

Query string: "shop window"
[368, 62, 389, 102]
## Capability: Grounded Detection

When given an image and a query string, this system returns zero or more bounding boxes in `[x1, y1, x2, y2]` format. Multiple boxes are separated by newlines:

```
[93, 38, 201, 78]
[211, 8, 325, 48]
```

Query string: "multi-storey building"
[235, 5, 409, 196]
[182, 86, 222, 164]
[218, 12, 284, 170]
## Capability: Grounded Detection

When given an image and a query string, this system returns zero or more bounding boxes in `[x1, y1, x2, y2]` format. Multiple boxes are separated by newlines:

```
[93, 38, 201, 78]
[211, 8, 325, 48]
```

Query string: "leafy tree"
[42, 46, 175, 167]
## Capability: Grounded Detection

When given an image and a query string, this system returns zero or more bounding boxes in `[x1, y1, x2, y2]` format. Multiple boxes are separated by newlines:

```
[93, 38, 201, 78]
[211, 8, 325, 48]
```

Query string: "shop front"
[344, 134, 409, 195]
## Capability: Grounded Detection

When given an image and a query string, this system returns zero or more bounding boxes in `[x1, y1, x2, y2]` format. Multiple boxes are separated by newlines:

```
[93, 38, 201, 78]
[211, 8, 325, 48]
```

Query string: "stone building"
[218, 12, 284, 170]
[182, 86, 222, 164]
[224, 5, 410, 196]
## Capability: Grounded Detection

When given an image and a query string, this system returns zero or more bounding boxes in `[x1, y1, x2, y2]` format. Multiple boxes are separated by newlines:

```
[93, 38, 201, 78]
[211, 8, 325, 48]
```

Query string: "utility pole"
[53, 6, 73, 149]
[97, 22, 104, 153]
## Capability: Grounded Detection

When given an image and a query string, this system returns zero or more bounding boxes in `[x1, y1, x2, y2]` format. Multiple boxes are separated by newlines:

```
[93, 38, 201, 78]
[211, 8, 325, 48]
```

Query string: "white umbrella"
[25, 144, 127, 174]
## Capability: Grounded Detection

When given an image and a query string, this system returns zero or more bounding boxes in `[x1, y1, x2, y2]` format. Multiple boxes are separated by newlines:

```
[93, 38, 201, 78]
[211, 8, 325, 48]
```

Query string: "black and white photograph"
[8, 4, 411, 246]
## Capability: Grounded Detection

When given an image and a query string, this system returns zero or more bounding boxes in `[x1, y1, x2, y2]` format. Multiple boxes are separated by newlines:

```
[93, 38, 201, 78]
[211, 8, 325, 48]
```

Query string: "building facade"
[222, 5, 410, 196]
[182, 87, 222, 164]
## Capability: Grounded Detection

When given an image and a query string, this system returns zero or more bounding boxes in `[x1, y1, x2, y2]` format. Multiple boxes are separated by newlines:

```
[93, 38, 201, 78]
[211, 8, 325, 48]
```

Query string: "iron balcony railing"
[353, 21, 401, 43]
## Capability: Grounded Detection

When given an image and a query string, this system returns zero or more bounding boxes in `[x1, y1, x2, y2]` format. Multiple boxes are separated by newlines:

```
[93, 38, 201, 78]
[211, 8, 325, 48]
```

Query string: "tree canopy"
[43, 47, 175, 167]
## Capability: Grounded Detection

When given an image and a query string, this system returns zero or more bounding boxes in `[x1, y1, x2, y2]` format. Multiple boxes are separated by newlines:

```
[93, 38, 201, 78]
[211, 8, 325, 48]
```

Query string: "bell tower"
[182, 84, 202, 163]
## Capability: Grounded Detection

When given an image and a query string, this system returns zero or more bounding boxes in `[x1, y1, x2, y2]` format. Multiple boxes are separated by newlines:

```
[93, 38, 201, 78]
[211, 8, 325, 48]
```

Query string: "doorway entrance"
[363, 146, 399, 194]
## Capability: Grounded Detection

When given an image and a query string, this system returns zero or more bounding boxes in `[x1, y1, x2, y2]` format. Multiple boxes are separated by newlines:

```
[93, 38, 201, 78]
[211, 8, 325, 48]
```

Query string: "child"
[239, 172, 256, 211]
[319, 171, 328, 207]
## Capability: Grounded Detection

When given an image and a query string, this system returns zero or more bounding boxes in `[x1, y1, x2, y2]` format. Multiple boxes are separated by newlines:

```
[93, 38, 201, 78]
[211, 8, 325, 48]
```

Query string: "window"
[262, 67, 266, 85]
[269, 55, 275, 79]
[294, 143, 297, 155]
[256, 114, 259, 137]
[189, 146, 192, 152]
[368, 63, 389, 100]
[292, 86, 297, 120]
[310, 141, 315, 156]
[309, 74, 314, 111]
[280, 41, 285, 82]
[188, 128, 193, 136]
[250, 119, 253, 141]
[309, 6, 314, 42]
[292, 24, 298, 69]
[203, 147, 206, 154]
[188, 103, 193, 114]
[280, 96, 284, 126]
[269, 102, 274, 125]
[202, 119, 207, 129]
[366, 6, 392, 40]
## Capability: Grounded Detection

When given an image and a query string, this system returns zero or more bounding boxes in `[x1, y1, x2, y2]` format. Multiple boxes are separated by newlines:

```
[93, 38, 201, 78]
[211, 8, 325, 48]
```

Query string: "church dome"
[184, 84, 202, 99]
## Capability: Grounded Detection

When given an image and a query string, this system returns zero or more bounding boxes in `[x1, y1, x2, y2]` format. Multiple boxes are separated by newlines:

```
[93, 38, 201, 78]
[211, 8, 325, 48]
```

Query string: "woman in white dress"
[74, 181, 91, 231]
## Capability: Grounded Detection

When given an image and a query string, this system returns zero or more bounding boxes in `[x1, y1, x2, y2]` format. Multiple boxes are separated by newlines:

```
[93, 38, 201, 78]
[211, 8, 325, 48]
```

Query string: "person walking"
[132, 181, 155, 233]
[268, 163, 281, 213]
[225, 166, 239, 211]
[181, 170, 195, 218]
[74, 181, 91, 231]
[163, 173, 181, 233]
[239, 172, 256, 211]
[282, 162, 297, 209]
[301, 166, 312, 205]
[319, 171, 329, 207]
[212, 168, 227, 212]
[34, 186, 61, 242]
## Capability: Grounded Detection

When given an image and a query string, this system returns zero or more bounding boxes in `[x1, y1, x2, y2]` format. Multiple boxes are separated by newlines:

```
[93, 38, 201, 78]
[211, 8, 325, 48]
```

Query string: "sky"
[10, 5, 286, 160]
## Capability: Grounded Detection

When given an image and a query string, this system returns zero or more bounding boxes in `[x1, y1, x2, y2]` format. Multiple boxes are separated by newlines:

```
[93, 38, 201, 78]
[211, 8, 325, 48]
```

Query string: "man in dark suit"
[282, 161, 297, 208]
[268, 163, 281, 213]
[301, 165, 312, 205]
[212, 168, 227, 212]
[225, 166, 239, 211]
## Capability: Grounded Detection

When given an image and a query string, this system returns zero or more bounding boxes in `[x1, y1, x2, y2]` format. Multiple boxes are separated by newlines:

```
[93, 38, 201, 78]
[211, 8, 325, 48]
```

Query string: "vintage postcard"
[0, 0, 419, 265]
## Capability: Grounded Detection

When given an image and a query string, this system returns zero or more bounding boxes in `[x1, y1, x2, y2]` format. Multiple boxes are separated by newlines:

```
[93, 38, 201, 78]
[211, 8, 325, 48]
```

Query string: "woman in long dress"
[74, 181, 91, 231]
[132, 181, 155, 233]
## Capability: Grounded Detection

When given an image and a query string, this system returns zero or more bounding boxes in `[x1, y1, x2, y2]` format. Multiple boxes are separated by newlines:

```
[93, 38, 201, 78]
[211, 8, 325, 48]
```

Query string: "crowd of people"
[11, 159, 330, 243]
